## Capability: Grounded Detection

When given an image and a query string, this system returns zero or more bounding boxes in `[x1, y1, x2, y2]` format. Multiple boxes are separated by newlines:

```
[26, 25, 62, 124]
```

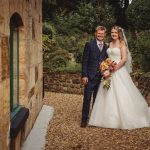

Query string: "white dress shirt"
[97, 40, 104, 51]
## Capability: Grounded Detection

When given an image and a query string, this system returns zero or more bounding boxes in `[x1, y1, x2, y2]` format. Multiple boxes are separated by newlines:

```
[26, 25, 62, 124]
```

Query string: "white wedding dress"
[89, 48, 150, 129]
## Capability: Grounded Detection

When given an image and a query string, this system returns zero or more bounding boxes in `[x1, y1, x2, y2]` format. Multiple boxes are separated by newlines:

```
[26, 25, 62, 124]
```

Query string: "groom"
[81, 26, 108, 128]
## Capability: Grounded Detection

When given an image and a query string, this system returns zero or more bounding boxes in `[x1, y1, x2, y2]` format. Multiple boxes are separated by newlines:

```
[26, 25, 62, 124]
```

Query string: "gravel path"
[44, 92, 150, 150]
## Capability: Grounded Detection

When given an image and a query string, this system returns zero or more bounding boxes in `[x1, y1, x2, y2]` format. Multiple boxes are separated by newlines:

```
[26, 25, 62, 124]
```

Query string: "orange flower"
[105, 58, 113, 65]
[99, 58, 116, 90]
[100, 62, 109, 71]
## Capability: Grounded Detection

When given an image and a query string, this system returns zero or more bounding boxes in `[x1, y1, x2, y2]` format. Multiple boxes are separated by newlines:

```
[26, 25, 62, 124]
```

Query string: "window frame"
[10, 25, 20, 119]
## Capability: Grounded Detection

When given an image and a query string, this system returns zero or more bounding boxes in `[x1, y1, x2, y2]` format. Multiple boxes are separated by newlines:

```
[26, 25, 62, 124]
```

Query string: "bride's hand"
[113, 65, 119, 71]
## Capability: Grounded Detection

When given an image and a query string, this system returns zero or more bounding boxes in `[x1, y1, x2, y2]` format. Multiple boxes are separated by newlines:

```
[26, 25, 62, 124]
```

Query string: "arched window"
[9, 12, 23, 118]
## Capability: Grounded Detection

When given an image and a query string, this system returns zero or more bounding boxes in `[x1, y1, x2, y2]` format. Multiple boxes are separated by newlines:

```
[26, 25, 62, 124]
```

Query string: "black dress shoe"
[81, 121, 87, 128]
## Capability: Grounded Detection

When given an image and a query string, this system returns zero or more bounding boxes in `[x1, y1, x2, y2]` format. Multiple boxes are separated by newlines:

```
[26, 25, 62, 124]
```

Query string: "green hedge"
[128, 31, 150, 72]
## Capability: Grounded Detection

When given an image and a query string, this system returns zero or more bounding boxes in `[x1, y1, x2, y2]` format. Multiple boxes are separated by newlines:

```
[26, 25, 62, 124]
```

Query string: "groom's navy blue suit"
[81, 39, 108, 123]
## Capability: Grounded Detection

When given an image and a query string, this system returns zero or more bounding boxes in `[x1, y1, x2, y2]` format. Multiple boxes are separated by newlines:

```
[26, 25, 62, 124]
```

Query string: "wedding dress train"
[89, 48, 150, 129]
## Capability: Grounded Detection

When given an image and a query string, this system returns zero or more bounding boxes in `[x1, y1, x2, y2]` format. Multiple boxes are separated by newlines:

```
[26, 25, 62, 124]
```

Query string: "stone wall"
[0, 36, 10, 150]
[44, 72, 150, 105]
[0, 1, 43, 150]
[44, 72, 84, 94]
[132, 76, 150, 106]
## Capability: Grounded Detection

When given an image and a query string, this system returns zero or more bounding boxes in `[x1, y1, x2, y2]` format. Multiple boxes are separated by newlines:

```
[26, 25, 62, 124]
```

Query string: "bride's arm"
[114, 45, 127, 71]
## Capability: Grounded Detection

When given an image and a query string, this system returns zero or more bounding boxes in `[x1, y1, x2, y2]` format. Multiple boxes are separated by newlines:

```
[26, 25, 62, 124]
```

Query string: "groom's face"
[95, 30, 106, 42]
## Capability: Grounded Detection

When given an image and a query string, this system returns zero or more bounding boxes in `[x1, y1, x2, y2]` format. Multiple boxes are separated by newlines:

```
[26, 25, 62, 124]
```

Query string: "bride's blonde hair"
[111, 25, 125, 48]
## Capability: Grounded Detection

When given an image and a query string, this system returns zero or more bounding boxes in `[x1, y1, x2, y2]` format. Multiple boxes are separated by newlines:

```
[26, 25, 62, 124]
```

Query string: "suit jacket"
[82, 39, 108, 80]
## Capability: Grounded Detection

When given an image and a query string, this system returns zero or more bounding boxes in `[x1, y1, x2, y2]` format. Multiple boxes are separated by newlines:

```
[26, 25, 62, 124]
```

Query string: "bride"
[89, 25, 150, 129]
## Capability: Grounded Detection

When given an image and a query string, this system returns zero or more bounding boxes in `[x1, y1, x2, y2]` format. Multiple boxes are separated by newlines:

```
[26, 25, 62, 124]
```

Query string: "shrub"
[43, 21, 56, 38]
[128, 31, 150, 72]
[126, 0, 150, 31]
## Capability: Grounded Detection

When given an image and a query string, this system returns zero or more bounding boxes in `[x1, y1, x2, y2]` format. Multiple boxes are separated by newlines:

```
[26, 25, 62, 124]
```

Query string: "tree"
[54, 2, 115, 34]
[42, 0, 57, 20]
[107, 0, 129, 28]
[126, 0, 150, 31]
[43, 0, 110, 20]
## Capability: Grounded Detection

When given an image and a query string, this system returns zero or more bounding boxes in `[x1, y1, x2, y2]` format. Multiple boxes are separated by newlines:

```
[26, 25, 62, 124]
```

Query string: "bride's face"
[111, 29, 119, 40]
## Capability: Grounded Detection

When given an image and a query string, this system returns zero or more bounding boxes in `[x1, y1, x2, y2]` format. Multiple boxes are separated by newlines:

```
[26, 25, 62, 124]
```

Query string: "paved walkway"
[44, 92, 150, 150]
[22, 105, 54, 150]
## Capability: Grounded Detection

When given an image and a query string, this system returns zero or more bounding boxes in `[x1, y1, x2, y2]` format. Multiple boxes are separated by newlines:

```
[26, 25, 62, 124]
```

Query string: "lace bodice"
[107, 48, 121, 63]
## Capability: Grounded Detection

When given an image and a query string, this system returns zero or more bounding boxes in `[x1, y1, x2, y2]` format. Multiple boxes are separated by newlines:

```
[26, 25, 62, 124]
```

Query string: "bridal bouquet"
[100, 58, 116, 90]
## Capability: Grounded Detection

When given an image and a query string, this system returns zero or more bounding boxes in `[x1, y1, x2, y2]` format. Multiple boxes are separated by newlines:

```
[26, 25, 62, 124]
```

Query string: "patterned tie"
[99, 42, 103, 51]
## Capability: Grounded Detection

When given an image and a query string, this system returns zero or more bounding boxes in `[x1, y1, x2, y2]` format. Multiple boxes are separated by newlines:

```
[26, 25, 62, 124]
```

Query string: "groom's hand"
[82, 77, 88, 85]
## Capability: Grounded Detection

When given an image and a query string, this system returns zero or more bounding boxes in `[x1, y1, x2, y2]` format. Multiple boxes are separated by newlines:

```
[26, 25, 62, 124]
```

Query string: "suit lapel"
[102, 43, 107, 52]
[93, 39, 101, 55]
[101, 43, 107, 53]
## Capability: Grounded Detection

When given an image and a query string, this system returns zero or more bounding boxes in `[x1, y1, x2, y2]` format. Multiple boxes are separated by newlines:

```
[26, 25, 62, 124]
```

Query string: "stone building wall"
[44, 72, 150, 105]
[0, 0, 43, 150]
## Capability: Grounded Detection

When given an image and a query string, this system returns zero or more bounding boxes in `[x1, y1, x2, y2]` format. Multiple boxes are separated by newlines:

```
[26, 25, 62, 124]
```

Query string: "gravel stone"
[44, 92, 150, 150]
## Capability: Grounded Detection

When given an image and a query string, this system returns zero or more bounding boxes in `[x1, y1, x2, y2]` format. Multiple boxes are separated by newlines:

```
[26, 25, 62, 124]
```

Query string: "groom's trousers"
[81, 74, 101, 123]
